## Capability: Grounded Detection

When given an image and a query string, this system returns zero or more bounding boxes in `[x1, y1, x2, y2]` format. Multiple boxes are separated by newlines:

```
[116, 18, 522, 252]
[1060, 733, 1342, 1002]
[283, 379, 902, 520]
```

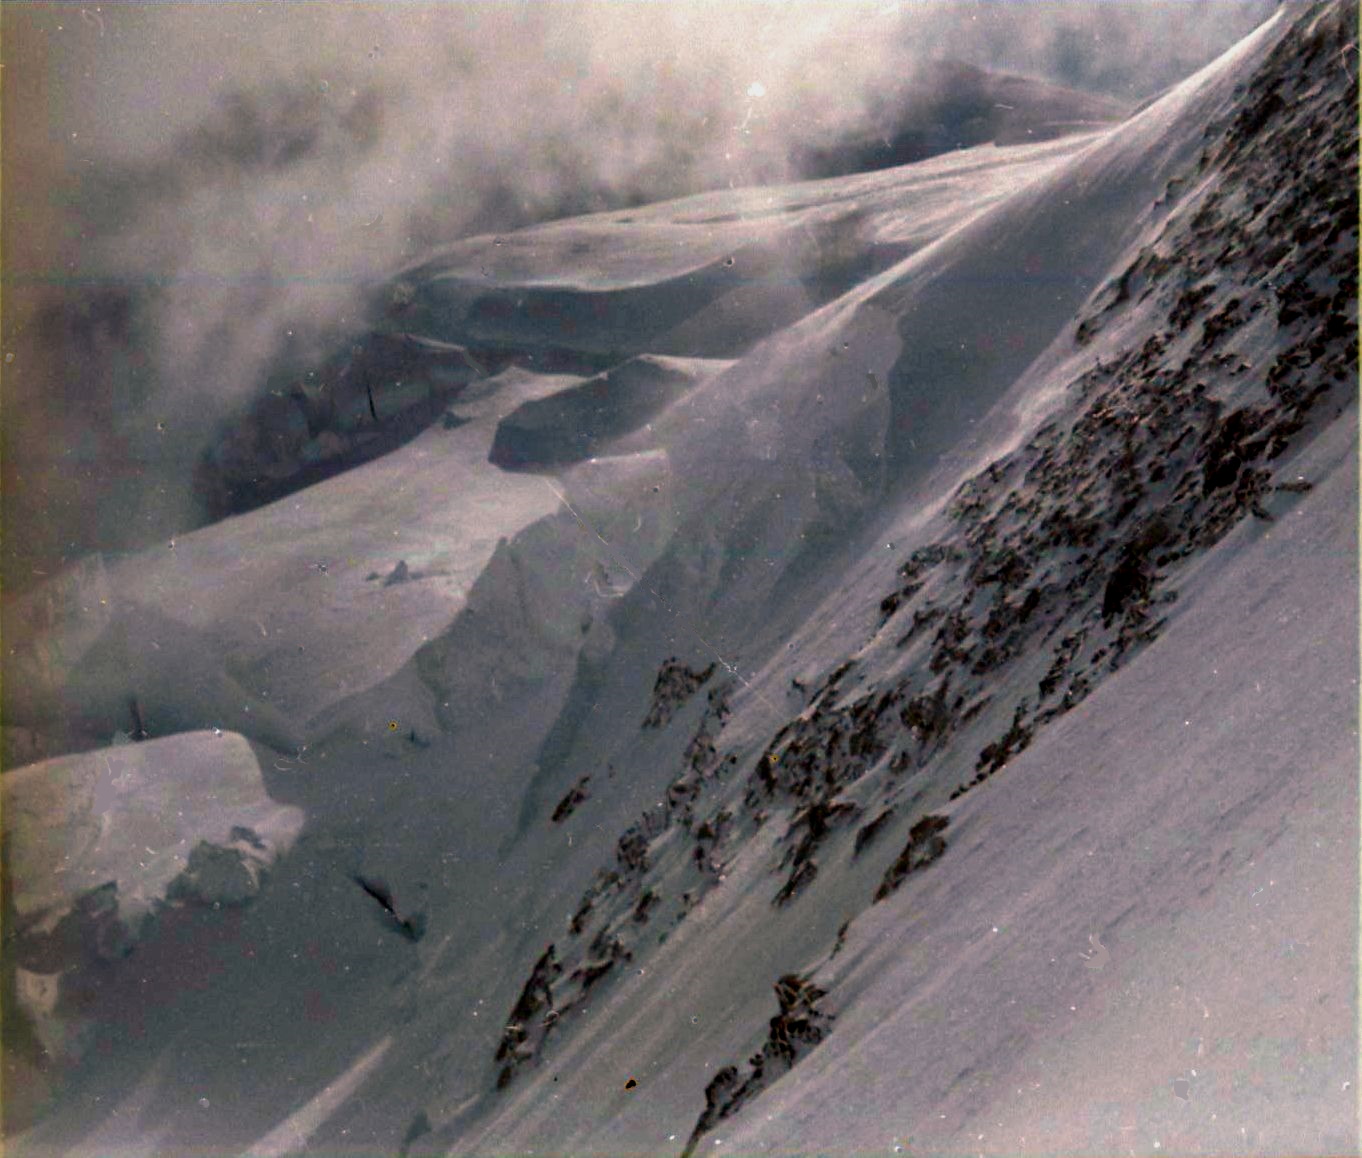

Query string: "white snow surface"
[6, 5, 1356, 1156]
[5, 731, 301, 932]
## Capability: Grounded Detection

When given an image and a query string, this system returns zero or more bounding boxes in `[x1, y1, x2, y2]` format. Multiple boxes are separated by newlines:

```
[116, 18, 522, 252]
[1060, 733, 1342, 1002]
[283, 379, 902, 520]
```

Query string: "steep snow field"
[4, 3, 1356, 1156]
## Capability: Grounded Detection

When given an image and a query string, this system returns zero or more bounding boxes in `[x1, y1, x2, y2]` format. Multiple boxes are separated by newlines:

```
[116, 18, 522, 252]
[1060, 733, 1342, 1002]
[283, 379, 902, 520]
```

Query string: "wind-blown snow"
[4, 4, 1355, 1156]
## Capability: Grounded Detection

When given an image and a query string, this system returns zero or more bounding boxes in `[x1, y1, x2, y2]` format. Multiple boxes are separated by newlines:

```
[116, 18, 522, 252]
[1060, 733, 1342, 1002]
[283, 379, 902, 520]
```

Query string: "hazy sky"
[1, 1, 1274, 581]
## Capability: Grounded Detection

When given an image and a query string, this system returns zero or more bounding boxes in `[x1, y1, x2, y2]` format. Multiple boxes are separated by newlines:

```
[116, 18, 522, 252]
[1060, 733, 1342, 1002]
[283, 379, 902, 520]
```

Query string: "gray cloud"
[2, 0, 1273, 582]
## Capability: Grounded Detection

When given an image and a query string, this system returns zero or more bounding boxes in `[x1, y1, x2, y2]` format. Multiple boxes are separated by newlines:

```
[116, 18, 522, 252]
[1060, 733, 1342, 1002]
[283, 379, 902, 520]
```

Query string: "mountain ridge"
[4, 3, 1356, 1155]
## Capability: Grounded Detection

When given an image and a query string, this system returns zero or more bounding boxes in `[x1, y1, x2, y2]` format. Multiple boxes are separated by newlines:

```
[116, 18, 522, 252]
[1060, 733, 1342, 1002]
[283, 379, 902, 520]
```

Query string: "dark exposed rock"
[879, 544, 953, 623]
[615, 827, 650, 877]
[782, 797, 858, 856]
[168, 841, 266, 908]
[772, 860, 820, 907]
[873, 814, 950, 902]
[551, 775, 591, 824]
[513, 16, 1354, 1111]
[348, 874, 427, 942]
[928, 608, 973, 673]
[899, 679, 955, 752]
[853, 807, 896, 858]
[896, 603, 944, 647]
[568, 895, 595, 938]
[680, 683, 734, 781]
[1201, 407, 1268, 494]
[680, 973, 832, 1158]
[642, 658, 716, 729]
[1101, 550, 1154, 623]
[1039, 628, 1088, 701]
[570, 956, 617, 992]
[14, 881, 132, 976]
[976, 699, 1035, 776]
[195, 330, 491, 522]
[495, 945, 563, 1087]
[631, 888, 660, 925]
[1170, 282, 1217, 331]
[382, 559, 412, 587]
[693, 809, 728, 844]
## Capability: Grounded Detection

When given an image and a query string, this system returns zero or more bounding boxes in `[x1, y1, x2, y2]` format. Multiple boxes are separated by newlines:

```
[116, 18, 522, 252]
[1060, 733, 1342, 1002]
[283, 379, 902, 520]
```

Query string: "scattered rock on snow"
[873, 814, 950, 902]
[680, 973, 833, 1157]
[642, 658, 717, 729]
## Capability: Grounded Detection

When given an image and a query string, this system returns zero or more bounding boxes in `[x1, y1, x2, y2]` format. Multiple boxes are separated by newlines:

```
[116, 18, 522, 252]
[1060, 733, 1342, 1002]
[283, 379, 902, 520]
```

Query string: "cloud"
[1, 1, 1273, 580]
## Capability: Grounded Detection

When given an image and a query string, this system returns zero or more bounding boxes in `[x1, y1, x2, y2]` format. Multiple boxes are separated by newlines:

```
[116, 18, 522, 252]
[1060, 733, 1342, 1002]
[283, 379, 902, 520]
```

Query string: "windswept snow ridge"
[5, 4, 1356, 1157]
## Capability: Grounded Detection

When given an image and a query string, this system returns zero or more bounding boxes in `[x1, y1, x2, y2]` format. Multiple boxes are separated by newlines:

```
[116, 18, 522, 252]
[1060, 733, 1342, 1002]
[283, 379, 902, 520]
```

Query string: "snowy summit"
[1, 3, 1357, 1156]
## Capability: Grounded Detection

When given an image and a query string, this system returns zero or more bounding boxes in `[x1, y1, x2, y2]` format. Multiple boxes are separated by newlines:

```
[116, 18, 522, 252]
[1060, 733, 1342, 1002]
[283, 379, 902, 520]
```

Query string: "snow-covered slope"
[5, 4, 1356, 1155]
[4, 732, 302, 1066]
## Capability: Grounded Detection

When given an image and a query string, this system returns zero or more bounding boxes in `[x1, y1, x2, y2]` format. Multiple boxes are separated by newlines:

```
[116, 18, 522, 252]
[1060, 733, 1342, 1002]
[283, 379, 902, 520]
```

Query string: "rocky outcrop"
[494, 945, 564, 1088]
[642, 658, 717, 729]
[873, 814, 950, 902]
[493, 679, 742, 1090]
[166, 828, 274, 908]
[193, 330, 493, 521]
[550, 775, 592, 824]
[680, 973, 833, 1158]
